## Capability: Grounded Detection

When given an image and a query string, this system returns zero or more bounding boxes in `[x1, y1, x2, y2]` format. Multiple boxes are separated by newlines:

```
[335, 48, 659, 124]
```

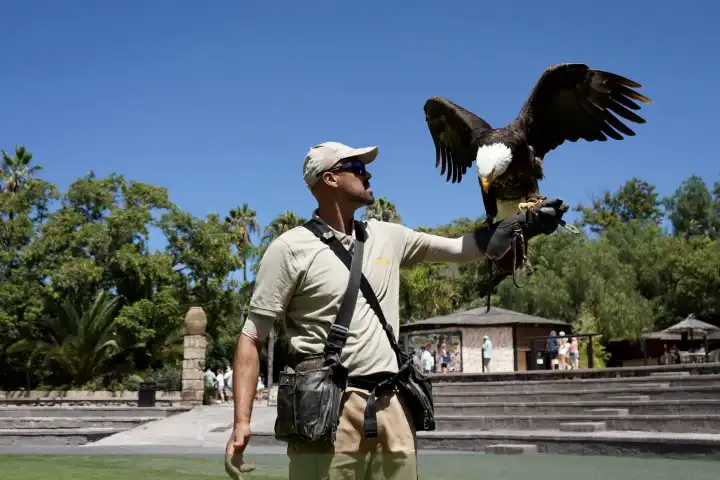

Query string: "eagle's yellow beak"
[480, 172, 495, 194]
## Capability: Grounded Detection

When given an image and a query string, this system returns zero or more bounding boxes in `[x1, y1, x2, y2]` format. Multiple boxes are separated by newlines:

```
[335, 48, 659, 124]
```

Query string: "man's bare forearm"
[232, 333, 261, 426]
[423, 233, 485, 264]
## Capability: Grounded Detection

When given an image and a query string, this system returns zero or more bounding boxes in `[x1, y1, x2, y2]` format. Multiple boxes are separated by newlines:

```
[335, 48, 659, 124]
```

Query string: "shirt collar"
[311, 210, 364, 241]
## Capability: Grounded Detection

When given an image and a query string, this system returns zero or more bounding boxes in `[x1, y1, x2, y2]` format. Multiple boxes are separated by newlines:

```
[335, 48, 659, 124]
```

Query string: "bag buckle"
[383, 323, 394, 337]
[329, 324, 349, 336]
[423, 412, 431, 430]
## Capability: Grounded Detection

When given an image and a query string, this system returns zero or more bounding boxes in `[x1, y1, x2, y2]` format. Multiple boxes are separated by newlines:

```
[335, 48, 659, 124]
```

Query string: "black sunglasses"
[318, 160, 367, 178]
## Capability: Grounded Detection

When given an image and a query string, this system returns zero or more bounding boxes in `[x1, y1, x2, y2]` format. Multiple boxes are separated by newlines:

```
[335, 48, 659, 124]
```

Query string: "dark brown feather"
[424, 96, 492, 184]
[515, 63, 652, 158]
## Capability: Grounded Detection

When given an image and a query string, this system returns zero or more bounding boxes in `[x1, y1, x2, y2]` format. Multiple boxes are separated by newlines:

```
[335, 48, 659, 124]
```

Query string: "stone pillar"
[182, 306, 208, 406]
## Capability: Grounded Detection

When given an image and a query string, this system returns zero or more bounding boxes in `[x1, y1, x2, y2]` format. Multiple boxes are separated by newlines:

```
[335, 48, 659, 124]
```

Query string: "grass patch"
[0, 455, 283, 480]
[0, 453, 718, 479]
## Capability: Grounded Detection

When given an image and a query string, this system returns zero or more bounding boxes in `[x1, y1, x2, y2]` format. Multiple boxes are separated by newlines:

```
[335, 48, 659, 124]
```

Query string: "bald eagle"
[424, 63, 652, 223]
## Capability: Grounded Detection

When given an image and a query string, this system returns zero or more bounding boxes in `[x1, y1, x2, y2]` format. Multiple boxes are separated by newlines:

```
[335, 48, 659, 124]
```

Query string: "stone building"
[399, 306, 570, 373]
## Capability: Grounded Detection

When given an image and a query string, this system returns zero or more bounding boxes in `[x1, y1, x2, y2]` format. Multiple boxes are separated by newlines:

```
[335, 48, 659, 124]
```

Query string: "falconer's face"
[321, 156, 375, 207]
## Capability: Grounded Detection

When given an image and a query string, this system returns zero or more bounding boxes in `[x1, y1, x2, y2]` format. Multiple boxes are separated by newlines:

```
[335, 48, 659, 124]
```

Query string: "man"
[204, 367, 216, 405]
[482, 335, 492, 372]
[420, 346, 434, 374]
[225, 141, 567, 479]
[215, 368, 226, 403]
[224, 365, 234, 402]
[547, 330, 558, 370]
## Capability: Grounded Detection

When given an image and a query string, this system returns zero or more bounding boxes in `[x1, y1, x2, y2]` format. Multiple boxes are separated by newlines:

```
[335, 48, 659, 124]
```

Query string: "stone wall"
[182, 306, 207, 406]
[0, 390, 182, 407]
[181, 334, 207, 405]
[459, 326, 514, 373]
[411, 326, 514, 373]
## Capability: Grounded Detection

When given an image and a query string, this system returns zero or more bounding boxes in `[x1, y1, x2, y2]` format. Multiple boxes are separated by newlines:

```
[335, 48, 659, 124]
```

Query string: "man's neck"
[316, 203, 356, 235]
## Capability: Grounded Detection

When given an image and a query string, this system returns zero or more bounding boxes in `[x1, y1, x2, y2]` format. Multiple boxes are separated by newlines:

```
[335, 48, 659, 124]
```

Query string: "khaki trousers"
[287, 388, 418, 480]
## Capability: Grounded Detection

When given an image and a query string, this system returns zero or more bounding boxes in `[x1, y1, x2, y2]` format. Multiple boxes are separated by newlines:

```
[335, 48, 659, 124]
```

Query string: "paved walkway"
[88, 403, 270, 448]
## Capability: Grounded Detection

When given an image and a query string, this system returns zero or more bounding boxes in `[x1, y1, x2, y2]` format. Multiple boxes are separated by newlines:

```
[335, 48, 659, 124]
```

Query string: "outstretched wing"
[424, 96, 493, 183]
[515, 63, 652, 158]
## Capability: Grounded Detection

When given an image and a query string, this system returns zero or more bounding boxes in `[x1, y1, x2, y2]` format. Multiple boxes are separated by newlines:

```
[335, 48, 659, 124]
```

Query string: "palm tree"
[362, 197, 402, 223]
[261, 210, 307, 244]
[225, 203, 261, 281]
[1, 146, 42, 194]
[8, 291, 134, 387]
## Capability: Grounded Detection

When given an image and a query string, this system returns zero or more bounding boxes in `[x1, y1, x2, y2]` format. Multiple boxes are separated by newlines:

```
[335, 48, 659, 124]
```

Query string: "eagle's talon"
[518, 198, 544, 212]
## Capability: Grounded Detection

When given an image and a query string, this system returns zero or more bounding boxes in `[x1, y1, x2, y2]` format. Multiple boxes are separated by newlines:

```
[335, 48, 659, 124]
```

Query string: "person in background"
[204, 367, 217, 405]
[439, 344, 451, 373]
[255, 374, 265, 401]
[204, 367, 216, 388]
[224, 365, 234, 402]
[557, 332, 570, 370]
[412, 348, 421, 368]
[216, 368, 226, 403]
[421, 345, 434, 374]
[569, 337, 579, 369]
[547, 330, 558, 370]
[482, 335, 493, 372]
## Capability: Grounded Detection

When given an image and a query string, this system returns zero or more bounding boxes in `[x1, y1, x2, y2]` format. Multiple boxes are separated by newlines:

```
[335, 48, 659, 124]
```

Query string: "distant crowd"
[203, 366, 268, 404]
[547, 330, 580, 370]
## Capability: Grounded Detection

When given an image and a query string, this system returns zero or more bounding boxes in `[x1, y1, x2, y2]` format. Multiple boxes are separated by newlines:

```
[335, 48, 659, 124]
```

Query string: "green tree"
[225, 203, 260, 282]
[1, 146, 42, 194]
[664, 174, 717, 239]
[362, 197, 402, 223]
[576, 178, 664, 233]
[7, 291, 132, 388]
[0, 148, 58, 388]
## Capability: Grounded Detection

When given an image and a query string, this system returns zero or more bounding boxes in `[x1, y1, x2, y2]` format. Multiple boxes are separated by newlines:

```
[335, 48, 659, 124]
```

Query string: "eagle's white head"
[475, 143, 513, 193]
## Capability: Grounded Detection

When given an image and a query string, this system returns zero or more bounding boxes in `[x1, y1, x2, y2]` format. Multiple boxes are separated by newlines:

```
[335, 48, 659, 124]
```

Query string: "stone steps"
[559, 422, 607, 432]
[434, 413, 720, 434]
[434, 399, 720, 416]
[248, 429, 720, 457]
[0, 416, 165, 429]
[431, 374, 720, 394]
[0, 427, 125, 446]
[0, 398, 182, 407]
[433, 385, 720, 403]
[485, 443, 538, 454]
[0, 406, 190, 446]
[433, 363, 720, 384]
[0, 407, 189, 418]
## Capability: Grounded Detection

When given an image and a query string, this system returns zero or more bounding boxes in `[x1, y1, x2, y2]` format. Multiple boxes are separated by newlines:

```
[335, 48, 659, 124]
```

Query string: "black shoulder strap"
[303, 218, 410, 439]
[303, 218, 365, 356]
[303, 218, 405, 358]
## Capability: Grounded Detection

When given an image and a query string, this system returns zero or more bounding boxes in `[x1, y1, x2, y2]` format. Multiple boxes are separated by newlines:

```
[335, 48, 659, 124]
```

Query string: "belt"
[348, 371, 401, 439]
[347, 372, 395, 392]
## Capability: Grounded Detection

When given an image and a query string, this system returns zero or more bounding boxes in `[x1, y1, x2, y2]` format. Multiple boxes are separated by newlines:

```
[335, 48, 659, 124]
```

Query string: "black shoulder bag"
[302, 218, 435, 438]
[273, 219, 365, 444]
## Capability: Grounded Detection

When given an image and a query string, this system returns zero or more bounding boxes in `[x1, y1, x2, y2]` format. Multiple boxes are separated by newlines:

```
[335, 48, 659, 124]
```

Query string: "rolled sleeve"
[241, 312, 276, 343]
[247, 236, 299, 319]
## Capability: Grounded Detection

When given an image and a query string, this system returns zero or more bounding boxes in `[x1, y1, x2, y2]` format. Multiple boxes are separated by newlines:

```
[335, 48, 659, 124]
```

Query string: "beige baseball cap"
[302, 141, 378, 188]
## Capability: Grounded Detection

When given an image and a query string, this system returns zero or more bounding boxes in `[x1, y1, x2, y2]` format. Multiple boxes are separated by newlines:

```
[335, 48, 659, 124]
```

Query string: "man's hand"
[224, 423, 256, 480]
[473, 198, 569, 272]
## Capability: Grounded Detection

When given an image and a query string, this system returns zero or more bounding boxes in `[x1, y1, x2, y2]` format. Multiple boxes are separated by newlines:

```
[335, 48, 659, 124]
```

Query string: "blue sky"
[2, 1, 719, 257]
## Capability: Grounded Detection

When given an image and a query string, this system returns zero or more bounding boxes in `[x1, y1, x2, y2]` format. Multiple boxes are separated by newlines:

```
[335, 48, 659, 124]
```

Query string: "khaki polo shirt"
[246, 214, 433, 377]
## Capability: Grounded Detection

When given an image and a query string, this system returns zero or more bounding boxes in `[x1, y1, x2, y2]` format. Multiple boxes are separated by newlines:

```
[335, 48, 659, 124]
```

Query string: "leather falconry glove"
[473, 198, 569, 274]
